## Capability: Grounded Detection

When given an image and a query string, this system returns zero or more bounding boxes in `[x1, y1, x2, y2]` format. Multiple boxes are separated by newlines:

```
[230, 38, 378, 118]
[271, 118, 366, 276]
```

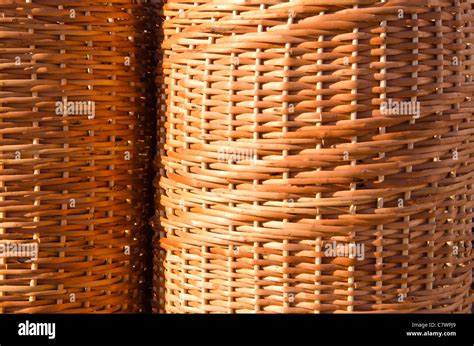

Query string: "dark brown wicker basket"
[155, 0, 474, 313]
[460, 0, 474, 310]
[0, 0, 152, 313]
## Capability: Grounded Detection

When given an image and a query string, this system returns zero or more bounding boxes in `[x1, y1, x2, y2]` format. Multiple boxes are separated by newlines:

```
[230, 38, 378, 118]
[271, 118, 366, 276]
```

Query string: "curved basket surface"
[0, 0, 151, 313]
[156, 0, 474, 313]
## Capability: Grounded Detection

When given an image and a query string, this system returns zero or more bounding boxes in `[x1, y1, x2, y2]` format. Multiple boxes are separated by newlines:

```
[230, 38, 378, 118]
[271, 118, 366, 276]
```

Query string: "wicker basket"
[0, 0, 152, 313]
[156, 0, 474, 313]
[460, 0, 474, 310]
[152, 0, 246, 313]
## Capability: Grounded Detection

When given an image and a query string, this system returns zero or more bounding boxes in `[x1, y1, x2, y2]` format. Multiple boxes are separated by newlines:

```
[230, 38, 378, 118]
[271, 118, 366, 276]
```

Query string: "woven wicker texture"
[156, 0, 474, 313]
[152, 0, 238, 313]
[152, 0, 209, 313]
[460, 0, 474, 309]
[0, 0, 151, 313]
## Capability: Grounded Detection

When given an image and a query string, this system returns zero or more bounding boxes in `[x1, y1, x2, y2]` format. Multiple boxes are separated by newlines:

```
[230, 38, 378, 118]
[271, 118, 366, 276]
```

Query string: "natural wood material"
[156, 0, 474, 313]
[0, 0, 151, 313]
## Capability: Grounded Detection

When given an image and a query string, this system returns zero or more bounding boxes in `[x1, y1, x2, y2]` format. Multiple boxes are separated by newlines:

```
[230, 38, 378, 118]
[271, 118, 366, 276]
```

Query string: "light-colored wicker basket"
[156, 0, 474, 313]
[0, 0, 151, 313]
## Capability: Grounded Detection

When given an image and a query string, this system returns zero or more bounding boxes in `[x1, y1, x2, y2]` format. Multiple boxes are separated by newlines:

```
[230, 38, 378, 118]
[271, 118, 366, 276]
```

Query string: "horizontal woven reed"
[460, 0, 474, 310]
[156, 0, 474, 313]
[0, 0, 150, 313]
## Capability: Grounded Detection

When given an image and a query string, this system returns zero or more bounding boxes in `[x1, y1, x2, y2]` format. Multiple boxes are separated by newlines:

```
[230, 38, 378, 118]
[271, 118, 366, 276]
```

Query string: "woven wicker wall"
[155, 0, 474, 313]
[0, 0, 152, 313]
[460, 0, 474, 309]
